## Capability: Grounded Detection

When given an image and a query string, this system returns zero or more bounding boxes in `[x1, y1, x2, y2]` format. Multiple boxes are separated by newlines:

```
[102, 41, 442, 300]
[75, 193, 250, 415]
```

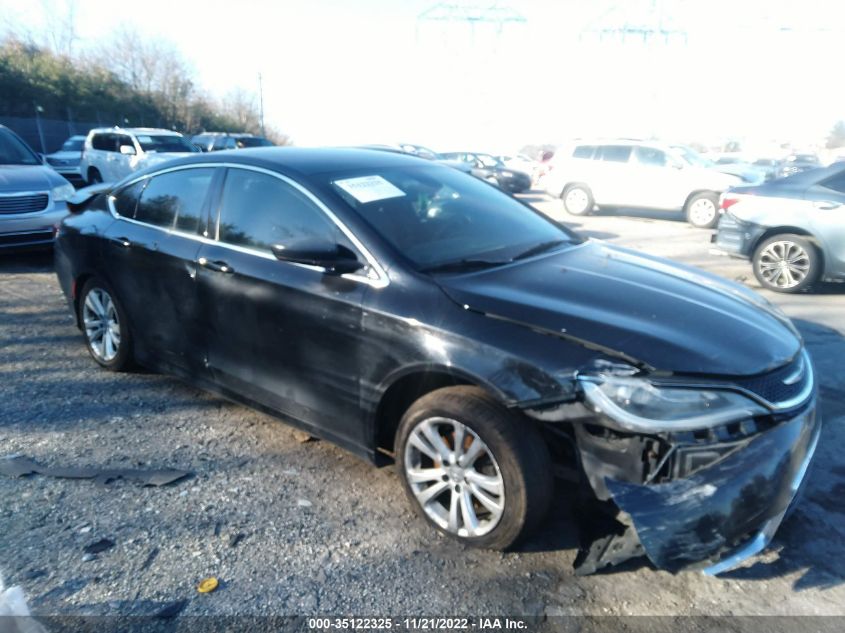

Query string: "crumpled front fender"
[605, 404, 820, 572]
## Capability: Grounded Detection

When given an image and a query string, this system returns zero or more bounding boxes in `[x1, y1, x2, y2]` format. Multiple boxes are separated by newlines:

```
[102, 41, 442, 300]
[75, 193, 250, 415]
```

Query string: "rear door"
[591, 144, 633, 206]
[805, 169, 845, 273]
[195, 166, 370, 445]
[628, 145, 685, 210]
[102, 166, 217, 372]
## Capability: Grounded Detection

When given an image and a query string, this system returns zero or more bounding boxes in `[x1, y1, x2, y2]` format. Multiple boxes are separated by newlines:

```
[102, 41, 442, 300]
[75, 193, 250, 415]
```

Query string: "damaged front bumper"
[575, 400, 820, 574]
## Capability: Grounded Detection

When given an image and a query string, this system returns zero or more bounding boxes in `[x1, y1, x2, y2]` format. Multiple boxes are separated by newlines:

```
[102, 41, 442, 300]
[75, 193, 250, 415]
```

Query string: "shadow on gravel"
[0, 249, 54, 274]
[594, 206, 687, 224]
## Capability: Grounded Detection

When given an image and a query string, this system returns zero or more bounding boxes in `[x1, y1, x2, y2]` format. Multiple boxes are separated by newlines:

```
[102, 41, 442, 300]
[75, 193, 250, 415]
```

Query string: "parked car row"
[53, 146, 819, 577]
[363, 144, 534, 193]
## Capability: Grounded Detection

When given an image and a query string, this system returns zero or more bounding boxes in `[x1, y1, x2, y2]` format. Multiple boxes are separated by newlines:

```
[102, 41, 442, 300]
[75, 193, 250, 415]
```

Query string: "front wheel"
[87, 168, 103, 185]
[395, 386, 552, 550]
[752, 234, 821, 293]
[78, 278, 133, 370]
[684, 192, 719, 228]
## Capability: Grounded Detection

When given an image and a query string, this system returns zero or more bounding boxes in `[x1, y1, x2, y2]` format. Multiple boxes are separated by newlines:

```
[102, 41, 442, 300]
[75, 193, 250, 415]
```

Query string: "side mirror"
[119, 145, 136, 156]
[271, 239, 365, 275]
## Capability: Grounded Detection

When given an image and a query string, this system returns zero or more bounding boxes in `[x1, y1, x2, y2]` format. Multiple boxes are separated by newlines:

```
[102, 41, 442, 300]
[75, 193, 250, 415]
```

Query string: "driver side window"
[216, 169, 347, 255]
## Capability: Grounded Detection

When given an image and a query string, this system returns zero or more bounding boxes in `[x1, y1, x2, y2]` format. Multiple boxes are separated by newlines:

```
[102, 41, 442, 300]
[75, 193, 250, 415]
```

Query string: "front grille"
[0, 194, 49, 215]
[0, 229, 54, 247]
[733, 352, 810, 407]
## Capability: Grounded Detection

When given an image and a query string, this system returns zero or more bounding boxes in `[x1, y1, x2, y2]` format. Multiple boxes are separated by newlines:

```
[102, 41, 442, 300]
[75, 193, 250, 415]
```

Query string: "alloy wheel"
[404, 417, 505, 538]
[82, 287, 121, 362]
[757, 240, 811, 289]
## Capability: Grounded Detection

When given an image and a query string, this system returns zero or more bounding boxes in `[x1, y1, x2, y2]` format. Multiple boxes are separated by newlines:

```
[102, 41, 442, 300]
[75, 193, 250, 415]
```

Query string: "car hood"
[0, 165, 66, 192]
[436, 241, 800, 376]
[46, 150, 82, 161]
[712, 164, 764, 184]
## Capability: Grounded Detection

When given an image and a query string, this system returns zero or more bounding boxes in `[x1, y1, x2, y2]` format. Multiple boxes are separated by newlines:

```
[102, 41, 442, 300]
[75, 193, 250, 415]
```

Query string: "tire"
[562, 184, 594, 216]
[752, 234, 821, 293]
[78, 277, 133, 371]
[684, 192, 719, 228]
[87, 168, 103, 185]
[395, 386, 552, 550]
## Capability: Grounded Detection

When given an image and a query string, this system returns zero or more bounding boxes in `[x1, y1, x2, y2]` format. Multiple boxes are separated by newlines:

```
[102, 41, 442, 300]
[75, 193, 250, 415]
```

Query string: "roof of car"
[117, 147, 434, 182]
[88, 127, 182, 136]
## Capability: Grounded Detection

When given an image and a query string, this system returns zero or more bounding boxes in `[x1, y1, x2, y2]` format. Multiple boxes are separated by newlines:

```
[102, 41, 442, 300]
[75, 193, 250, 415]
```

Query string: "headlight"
[579, 371, 767, 433]
[50, 182, 76, 202]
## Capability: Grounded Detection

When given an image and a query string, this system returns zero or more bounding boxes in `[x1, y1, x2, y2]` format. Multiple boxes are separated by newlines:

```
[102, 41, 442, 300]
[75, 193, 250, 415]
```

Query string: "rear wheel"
[684, 192, 719, 228]
[753, 234, 821, 293]
[562, 184, 593, 216]
[78, 278, 133, 370]
[395, 386, 552, 550]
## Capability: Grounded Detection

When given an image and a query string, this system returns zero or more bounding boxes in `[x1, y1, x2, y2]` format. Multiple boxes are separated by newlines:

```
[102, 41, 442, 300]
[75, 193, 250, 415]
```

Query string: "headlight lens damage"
[579, 370, 767, 433]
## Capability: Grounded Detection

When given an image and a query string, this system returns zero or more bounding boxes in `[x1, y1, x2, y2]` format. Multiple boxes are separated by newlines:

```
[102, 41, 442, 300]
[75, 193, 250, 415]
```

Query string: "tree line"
[0, 31, 289, 145]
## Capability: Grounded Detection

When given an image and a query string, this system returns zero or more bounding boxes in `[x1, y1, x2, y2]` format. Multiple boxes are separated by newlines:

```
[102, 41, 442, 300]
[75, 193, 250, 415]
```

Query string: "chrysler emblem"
[783, 356, 805, 386]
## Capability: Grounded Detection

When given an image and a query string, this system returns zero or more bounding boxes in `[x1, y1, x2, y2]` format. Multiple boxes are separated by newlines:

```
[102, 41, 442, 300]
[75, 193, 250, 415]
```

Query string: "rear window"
[597, 145, 632, 163]
[135, 168, 214, 230]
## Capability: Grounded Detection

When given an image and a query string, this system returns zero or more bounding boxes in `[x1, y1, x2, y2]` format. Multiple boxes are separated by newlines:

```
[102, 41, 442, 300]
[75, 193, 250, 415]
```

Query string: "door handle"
[110, 236, 131, 248]
[813, 200, 841, 210]
[197, 257, 234, 274]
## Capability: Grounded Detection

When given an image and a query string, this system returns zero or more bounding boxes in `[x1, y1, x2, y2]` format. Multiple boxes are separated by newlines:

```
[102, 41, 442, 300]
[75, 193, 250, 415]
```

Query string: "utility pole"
[258, 73, 265, 136]
[33, 103, 46, 155]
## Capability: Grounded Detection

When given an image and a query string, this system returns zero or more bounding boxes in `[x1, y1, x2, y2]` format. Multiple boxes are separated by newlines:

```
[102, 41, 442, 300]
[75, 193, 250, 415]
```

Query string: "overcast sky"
[2, 0, 843, 153]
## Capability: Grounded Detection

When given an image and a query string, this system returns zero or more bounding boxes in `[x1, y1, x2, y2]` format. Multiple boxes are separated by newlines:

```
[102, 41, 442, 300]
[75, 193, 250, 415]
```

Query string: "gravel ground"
[2, 199, 845, 622]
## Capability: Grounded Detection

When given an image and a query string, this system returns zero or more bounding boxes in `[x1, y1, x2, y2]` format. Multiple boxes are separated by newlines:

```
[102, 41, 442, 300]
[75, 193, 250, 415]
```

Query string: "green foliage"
[0, 36, 284, 140]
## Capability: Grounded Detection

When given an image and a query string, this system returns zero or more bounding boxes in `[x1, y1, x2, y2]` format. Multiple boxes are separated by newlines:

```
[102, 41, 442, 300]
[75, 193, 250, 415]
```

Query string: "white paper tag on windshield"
[136, 136, 153, 143]
[334, 175, 406, 204]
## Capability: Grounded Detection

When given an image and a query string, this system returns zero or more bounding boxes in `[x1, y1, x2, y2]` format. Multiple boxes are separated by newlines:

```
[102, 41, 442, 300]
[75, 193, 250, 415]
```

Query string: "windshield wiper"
[420, 258, 511, 274]
[511, 239, 569, 261]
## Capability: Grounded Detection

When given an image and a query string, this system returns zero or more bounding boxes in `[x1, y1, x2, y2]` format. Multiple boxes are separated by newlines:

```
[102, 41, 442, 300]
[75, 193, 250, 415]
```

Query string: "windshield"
[319, 165, 577, 270]
[0, 129, 41, 165]
[674, 146, 714, 168]
[60, 138, 85, 152]
[136, 135, 199, 153]
[235, 137, 273, 148]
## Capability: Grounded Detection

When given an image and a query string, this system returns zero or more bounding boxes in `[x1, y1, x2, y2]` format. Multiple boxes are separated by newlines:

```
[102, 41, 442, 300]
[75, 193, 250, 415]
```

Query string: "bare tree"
[40, 0, 78, 58]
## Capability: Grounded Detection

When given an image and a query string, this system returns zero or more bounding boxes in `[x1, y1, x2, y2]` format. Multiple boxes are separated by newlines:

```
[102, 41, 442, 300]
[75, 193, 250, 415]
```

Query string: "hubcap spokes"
[759, 241, 809, 288]
[405, 417, 505, 538]
[83, 288, 120, 361]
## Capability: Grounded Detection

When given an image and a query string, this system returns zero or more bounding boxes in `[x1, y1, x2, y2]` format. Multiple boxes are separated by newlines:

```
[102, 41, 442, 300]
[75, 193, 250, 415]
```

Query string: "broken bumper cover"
[605, 401, 820, 574]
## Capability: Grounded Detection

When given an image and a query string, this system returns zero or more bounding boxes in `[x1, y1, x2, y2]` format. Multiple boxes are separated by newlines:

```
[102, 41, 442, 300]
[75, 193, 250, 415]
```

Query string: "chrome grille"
[733, 351, 811, 408]
[0, 193, 49, 215]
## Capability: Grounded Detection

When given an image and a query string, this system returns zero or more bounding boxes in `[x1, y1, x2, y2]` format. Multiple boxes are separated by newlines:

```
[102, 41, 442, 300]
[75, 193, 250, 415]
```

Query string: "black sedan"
[55, 148, 818, 574]
[440, 152, 532, 193]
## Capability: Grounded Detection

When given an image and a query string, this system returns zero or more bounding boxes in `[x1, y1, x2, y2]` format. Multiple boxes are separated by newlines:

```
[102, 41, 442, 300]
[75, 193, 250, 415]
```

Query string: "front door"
[195, 166, 369, 446]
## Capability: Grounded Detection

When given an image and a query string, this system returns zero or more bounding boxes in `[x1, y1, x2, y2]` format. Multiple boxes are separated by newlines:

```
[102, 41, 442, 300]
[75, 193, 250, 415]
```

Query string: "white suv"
[80, 127, 199, 185]
[542, 140, 742, 228]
